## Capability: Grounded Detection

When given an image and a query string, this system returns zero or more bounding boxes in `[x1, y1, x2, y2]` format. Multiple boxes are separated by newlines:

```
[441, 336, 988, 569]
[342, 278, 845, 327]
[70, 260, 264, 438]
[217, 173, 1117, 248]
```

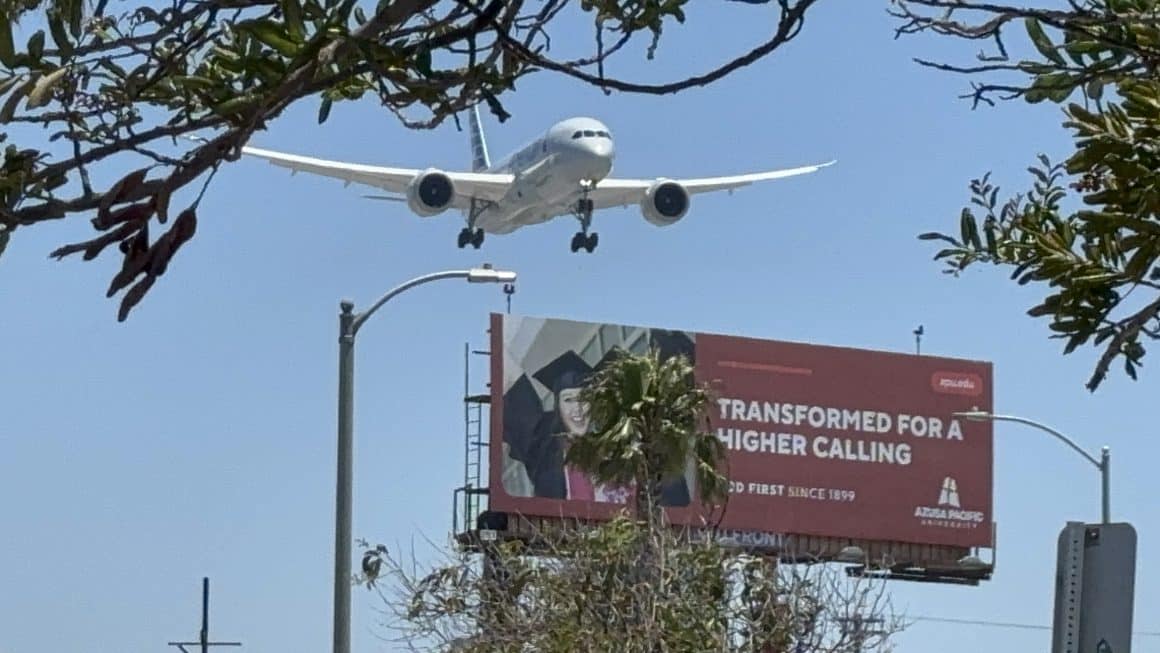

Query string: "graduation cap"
[532, 349, 594, 397]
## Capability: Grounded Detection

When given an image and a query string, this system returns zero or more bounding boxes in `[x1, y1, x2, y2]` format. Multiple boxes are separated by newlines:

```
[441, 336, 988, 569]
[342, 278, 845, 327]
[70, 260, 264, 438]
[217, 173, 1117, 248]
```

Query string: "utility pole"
[913, 325, 924, 355]
[167, 577, 242, 653]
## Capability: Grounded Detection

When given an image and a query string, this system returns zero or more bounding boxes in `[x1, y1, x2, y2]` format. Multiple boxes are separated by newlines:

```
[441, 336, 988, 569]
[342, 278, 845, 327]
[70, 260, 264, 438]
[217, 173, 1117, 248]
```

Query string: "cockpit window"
[572, 129, 611, 139]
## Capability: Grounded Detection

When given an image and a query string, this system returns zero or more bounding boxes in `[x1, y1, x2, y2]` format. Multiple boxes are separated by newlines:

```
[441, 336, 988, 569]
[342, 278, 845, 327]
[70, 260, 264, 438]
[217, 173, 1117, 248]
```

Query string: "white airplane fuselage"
[472, 116, 614, 234]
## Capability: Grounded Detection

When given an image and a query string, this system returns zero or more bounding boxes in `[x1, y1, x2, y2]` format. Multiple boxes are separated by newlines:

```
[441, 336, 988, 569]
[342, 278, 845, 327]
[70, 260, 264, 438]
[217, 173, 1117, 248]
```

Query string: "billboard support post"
[953, 411, 1110, 524]
[330, 267, 517, 653]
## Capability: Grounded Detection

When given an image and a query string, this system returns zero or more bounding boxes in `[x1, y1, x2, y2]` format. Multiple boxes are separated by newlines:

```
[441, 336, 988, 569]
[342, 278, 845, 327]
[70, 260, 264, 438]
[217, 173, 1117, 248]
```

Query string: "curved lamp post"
[332, 265, 517, 653]
[953, 409, 1110, 524]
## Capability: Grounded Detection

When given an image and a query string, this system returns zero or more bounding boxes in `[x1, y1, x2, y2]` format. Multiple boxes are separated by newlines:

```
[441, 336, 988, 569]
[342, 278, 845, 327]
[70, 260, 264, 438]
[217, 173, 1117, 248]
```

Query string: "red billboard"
[488, 313, 993, 548]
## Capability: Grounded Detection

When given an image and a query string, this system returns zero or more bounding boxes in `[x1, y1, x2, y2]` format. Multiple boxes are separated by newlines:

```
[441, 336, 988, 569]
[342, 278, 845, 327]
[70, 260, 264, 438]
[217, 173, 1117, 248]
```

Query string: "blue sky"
[2, 2, 1157, 652]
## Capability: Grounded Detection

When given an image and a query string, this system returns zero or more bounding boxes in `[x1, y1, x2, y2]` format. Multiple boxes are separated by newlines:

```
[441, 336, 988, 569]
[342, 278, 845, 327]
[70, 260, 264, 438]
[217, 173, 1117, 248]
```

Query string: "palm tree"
[564, 345, 728, 530]
[563, 346, 728, 650]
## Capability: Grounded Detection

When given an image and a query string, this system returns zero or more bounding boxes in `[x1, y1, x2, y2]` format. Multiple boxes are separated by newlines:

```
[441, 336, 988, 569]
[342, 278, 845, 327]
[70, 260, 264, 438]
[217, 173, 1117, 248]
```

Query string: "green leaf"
[1123, 245, 1155, 280]
[172, 75, 219, 92]
[0, 77, 32, 122]
[236, 19, 300, 58]
[27, 29, 46, 61]
[1025, 87, 1050, 104]
[414, 46, 432, 77]
[1086, 78, 1104, 101]
[1032, 72, 1079, 103]
[66, 0, 83, 38]
[318, 96, 332, 124]
[1025, 17, 1066, 66]
[0, 224, 10, 260]
[0, 75, 20, 98]
[210, 92, 261, 117]
[48, 11, 73, 57]
[281, 0, 306, 42]
[960, 208, 982, 249]
[0, 12, 16, 67]
[1064, 38, 1103, 62]
[917, 231, 958, 244]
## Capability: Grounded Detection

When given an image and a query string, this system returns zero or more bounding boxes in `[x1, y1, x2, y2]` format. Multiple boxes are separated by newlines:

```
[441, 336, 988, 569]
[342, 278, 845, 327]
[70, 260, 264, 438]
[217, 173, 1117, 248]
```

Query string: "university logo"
[937, 476, 960, 508]
[914, 476, 984, 529]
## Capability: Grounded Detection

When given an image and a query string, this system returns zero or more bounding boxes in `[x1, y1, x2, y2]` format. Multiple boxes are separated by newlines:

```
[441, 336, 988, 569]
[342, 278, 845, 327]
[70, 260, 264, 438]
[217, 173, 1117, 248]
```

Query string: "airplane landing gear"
[570, 231, 598, 253]
[458, 198, 488, 249]
[457, 227, 484, 249]
[570, 195, 597, 253]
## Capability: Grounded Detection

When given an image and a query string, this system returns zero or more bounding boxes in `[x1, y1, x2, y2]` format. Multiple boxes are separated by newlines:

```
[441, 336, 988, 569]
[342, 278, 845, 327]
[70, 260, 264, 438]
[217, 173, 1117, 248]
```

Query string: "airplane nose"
[585, 140, 614, 177]
[590, 139, 613, 159]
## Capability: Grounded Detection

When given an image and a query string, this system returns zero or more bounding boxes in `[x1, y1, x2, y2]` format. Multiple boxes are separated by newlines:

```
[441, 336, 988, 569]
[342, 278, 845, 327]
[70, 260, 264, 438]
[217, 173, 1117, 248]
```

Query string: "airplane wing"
[587, 160, 836, 210]
[237, 145, 515, 206]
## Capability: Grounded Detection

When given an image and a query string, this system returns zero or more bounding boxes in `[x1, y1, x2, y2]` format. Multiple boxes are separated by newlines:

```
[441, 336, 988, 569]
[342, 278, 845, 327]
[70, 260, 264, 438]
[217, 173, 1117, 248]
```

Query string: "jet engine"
[406, 169, 455, 216]
[640, 179, 689, 226]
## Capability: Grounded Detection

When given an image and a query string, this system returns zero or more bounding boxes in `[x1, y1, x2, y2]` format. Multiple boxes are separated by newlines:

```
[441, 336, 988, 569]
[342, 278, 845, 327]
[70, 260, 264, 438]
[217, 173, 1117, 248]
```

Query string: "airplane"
[237, 105, 835, 253]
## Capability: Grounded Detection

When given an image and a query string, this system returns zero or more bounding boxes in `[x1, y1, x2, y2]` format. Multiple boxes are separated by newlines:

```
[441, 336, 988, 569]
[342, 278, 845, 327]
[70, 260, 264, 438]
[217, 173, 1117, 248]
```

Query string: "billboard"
[489, 313, 994, 548]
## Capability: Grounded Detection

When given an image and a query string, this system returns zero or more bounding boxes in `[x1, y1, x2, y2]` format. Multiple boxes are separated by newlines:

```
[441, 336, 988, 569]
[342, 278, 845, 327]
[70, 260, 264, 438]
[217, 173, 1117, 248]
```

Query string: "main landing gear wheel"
[570, 196, 597, 253]
[570, 231, 598, 253]
[457, 227, 484, 249]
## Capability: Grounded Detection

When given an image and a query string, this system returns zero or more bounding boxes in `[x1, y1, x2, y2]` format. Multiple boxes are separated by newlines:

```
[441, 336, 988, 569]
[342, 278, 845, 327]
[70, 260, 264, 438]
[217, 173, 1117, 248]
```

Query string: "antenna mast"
[167, 577, 242, 653]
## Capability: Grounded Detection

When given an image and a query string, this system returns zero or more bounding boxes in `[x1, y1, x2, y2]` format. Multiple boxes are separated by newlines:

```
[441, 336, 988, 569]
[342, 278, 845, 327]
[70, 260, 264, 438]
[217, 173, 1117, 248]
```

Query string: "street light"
[332, 265, 517, 653]
[953, 409, 1110, 524]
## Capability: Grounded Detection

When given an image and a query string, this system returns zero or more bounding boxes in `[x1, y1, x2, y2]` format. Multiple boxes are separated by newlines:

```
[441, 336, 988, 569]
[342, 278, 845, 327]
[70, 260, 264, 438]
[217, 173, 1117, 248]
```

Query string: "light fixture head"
[467, 267, 517, 283]
[952, 407, 991, 422]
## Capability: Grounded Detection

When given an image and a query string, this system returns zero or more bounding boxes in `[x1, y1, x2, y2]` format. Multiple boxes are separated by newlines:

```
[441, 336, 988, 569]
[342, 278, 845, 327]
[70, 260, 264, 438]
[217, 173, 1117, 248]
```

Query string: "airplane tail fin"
[468, 104, 491, 172]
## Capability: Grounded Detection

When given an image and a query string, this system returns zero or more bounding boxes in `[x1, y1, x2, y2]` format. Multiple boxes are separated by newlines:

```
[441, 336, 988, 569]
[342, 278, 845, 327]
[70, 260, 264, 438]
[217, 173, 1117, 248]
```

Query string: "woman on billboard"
[505, 347, 691, 507]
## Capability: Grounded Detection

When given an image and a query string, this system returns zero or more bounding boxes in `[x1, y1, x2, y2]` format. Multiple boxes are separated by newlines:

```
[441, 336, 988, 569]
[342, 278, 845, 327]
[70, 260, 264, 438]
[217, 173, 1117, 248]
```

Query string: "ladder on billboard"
[458, 341, 491, 535]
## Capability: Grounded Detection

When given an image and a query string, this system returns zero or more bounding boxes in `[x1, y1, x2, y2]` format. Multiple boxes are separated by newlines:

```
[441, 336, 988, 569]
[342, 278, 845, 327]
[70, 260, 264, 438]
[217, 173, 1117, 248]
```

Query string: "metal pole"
[328, 268, 515, 653]
[1101, 446, 1110, 524]
[956, 411, 1110, 523]
[201, 577, 209, 653]
[333, 300, 355, 653]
